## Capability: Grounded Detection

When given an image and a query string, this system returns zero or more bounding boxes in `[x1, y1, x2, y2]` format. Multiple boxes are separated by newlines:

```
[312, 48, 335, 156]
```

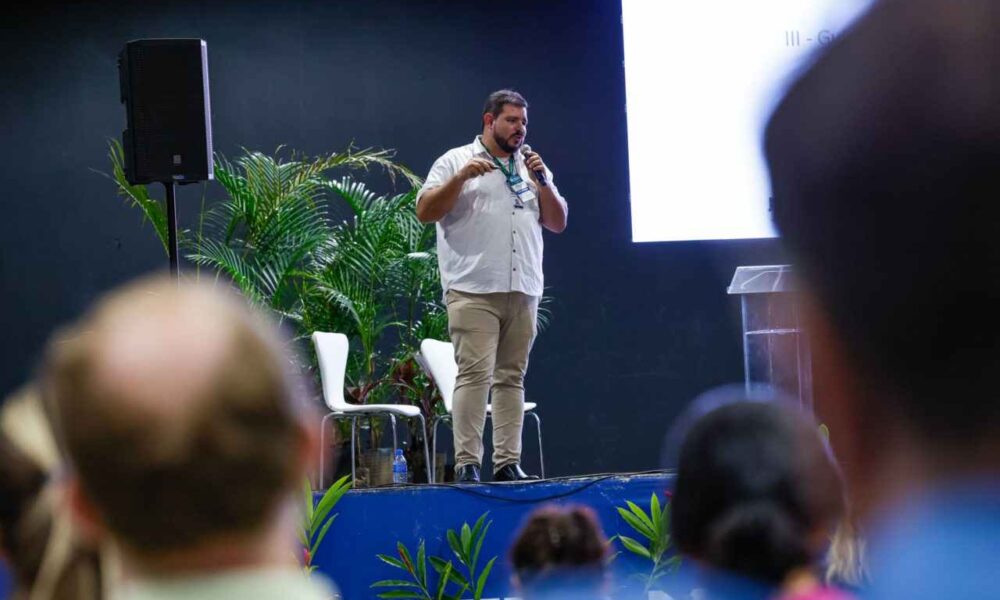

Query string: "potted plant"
[106, 142, 448, 486]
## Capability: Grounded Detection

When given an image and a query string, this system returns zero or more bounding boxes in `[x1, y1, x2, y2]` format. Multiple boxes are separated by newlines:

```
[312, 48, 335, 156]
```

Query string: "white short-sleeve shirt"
[417, 137, 550, 298]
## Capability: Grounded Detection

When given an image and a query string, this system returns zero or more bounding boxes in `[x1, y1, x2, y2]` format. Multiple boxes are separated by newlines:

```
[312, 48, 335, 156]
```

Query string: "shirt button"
[512, 249, 517, 253]
[513, 268, 517, 271]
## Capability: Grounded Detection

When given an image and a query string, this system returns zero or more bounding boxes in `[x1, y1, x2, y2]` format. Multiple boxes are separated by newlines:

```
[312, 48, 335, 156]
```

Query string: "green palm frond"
[99, 139, 172, 255]
[291, 175, 438, 400]
[311, 270, 369, 335]
[188, 238, 267, 305]
[306, 146, 423, 190]
[194, 150, 338, 312]
[537, 294, 554, 332]
[214, 150, 327, 248]
[324, 176, 380, 217]
[613, 493, 681, 592]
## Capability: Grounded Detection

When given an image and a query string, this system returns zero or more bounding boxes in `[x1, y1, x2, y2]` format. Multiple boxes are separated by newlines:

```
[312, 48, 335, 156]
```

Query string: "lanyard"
[479, 136, 516, 180]
[478, 136, 527, 209]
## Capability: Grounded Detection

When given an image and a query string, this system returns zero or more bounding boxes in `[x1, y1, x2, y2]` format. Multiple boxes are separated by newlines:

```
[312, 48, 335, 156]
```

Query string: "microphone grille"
[521, 143, 533, 156]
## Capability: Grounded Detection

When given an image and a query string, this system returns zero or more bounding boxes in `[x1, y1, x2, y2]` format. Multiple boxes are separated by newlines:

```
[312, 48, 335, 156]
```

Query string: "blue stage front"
[312, 472, 685, 600]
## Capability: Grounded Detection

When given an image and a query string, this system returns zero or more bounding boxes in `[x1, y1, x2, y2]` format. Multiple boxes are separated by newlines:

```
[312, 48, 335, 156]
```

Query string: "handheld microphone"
[521, 144, 548, 187]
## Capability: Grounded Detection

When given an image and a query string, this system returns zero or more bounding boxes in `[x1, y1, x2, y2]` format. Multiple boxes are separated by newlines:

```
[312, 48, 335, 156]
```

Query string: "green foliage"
[290, 177, 443, 398]
[299, 475, 352, 574]
[102, 139, 171, 254]
[191, 148, 418, 315]
[375, 540, 465, 600]
[611, 493, 681, 592]
[373, 512, 496, 600]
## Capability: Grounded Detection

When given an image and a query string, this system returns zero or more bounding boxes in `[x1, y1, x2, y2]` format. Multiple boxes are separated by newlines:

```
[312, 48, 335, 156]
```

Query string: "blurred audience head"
[661, 383, 782, 470]
[764, 0, 1000, 514]
[40, 275, 315, 574]
[671, 402, 845, 590]
[0, 387, 104, 600]
[509, 504, 609, 599]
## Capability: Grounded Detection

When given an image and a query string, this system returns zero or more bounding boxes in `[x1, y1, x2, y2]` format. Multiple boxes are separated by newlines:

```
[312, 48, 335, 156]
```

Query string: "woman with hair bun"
[671, 401, 853, 600]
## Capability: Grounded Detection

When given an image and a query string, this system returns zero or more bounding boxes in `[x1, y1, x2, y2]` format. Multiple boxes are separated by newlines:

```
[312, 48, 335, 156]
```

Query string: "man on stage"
[417, 90, 568, 483]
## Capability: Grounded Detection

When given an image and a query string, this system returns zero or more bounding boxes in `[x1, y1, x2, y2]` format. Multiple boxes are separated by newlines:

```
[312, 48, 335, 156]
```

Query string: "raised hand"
[459, 157, 497, 181]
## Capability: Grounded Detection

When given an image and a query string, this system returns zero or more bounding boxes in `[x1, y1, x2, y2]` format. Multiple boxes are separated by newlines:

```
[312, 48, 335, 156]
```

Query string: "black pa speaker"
[119, 39, 213, 185]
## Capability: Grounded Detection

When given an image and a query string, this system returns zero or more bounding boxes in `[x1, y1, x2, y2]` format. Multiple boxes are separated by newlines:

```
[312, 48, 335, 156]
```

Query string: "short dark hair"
[510, 504, 607, 592]
[764, 0, 1000, 440]
[483, 89, 527, 121]
[672, 402, 844, 586]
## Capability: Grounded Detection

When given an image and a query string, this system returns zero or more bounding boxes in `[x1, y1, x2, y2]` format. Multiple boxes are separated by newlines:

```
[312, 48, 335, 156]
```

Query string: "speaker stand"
[163, 181, 179, 278]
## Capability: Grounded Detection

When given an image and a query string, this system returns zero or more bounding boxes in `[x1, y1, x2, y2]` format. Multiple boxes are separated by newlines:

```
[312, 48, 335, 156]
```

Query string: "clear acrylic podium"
[727, 265, 812, 407]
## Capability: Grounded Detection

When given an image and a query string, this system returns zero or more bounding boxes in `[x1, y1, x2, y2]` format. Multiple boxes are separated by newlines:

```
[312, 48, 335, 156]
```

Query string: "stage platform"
[312, 471, 685, 600]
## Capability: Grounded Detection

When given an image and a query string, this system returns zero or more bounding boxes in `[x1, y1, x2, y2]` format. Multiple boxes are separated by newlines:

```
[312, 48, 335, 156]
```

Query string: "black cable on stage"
[346, 469, 675, 504]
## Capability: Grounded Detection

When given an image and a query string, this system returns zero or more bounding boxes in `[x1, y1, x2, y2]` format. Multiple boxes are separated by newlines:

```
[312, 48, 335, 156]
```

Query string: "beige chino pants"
[445, 289, 538, 472]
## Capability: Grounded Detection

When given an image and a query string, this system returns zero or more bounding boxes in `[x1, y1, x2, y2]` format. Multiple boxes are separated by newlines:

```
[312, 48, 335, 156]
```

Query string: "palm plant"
[283, 177, 449, 470]
[374, 540, 461, 600]
[290, 177, 445, 404]
[373, 512, 496, 600]
[434, 513, 497, 600]
[299, 475, 352, 575]
[195, 154, 445, 462]
[190, 148, 419, 315]
[611, 492, 681, 592]
[103, 139, 172, 254]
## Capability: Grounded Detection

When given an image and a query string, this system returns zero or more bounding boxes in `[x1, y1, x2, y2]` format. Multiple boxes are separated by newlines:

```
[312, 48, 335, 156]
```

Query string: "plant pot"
[322, 439, 353, 486]
[314, 417, 350, 489]
[356, 448, 394, 488]
[434, 453, 450, 483]
[401, 447, 450, 484]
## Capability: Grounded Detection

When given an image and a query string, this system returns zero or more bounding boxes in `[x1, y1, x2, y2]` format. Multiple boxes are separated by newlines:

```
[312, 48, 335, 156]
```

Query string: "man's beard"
[493, 131, 521, 154]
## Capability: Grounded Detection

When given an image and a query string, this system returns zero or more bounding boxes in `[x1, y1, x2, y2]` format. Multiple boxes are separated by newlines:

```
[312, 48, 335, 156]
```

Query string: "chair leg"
[350, 416, 358, 486]
[390, 413, 399, 453]
[416, 413, 432, 484]
[431, 415, 441, 483]
[390, 414, 399, 484]
[431, 415, 453, 482]
[529, 411, 545, 479]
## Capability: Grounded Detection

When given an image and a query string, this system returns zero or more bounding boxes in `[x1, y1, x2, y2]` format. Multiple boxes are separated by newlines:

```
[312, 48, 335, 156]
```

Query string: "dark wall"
[0, 0, 785, 476]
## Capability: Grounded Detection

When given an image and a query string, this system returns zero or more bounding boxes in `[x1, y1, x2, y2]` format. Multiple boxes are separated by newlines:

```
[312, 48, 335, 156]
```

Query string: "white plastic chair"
[415, 338, 544, 481]
[312, 332, 432, 488]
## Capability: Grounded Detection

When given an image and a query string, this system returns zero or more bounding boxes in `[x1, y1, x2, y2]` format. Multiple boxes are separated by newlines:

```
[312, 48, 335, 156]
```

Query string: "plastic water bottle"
[392, 448, 408, 485]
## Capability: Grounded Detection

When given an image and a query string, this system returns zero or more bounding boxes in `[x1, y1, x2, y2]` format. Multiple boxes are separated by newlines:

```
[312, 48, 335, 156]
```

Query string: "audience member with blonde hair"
[823, 518, 867, 591]
[0, 386, 106, 600]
